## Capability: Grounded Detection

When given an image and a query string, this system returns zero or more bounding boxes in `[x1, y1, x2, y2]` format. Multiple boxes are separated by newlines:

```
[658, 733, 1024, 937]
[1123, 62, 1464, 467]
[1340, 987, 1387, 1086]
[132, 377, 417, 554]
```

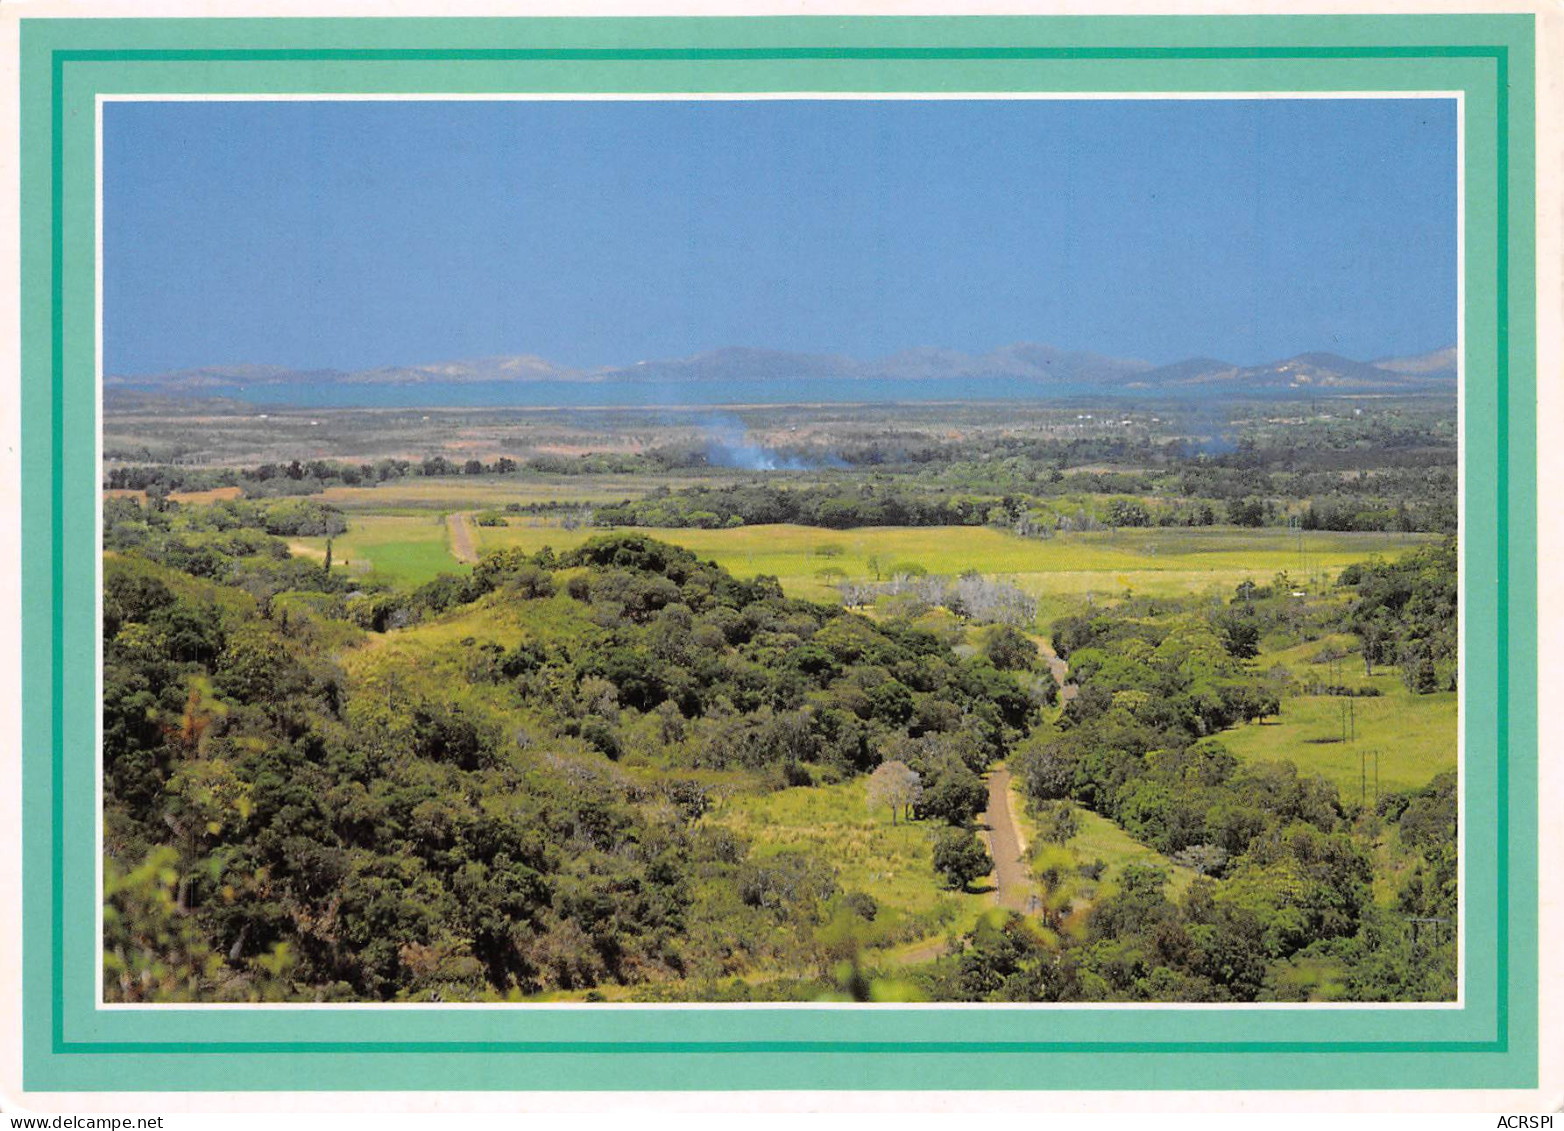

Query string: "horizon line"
[103, 338, 1460, 382]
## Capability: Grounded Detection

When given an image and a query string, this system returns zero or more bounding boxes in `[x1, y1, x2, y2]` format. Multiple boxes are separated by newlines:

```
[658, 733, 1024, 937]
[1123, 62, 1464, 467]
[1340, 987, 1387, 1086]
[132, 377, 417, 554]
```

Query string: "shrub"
[1035, 800, 1081, 845]
[983, 624, 1038, 672]
[580, 717, 622, 761]
[932, 828, 992, 891]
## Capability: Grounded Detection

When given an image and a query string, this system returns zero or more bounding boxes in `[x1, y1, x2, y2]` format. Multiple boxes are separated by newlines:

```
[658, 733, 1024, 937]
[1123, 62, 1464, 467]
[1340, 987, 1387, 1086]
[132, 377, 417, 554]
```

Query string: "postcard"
[0, 0, 1558, 1118]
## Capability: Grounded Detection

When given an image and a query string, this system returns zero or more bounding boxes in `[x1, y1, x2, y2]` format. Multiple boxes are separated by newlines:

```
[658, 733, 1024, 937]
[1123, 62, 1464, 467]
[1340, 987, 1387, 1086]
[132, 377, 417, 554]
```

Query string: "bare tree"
[866, 760, 923, 825]
[839, 573, 1036, 628]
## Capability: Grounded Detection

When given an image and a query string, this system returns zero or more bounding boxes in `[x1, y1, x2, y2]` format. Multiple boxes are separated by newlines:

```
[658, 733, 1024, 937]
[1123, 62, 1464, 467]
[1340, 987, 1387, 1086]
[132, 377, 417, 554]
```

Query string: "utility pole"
[1409, 916, 1450, 948]
[1361, 747, 1379, 810]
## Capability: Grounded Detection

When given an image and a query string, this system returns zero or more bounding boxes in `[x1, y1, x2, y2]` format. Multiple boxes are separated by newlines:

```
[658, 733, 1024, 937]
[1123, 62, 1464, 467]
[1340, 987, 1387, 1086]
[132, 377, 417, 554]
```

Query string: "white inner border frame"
[92, 89, 1467, 1013]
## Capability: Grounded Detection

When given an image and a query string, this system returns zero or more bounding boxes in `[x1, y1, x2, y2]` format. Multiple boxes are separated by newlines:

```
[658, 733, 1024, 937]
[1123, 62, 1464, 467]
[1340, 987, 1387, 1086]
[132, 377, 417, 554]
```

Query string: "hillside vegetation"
[102, 484, 1457, 1003]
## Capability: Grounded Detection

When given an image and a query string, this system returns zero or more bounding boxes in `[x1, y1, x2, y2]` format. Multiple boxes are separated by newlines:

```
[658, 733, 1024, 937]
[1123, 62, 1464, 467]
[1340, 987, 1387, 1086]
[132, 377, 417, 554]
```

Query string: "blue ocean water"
[124, 378, 1213, 409]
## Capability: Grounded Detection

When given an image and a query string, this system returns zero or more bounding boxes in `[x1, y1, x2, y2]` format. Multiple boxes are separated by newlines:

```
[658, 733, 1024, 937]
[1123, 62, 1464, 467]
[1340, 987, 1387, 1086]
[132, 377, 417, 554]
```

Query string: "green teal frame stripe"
[47, 43, 66, 1062]
[1493, 44, 1511, 1050]
[34, 45, 1526, 57]
[19, 15, 1538, 1092]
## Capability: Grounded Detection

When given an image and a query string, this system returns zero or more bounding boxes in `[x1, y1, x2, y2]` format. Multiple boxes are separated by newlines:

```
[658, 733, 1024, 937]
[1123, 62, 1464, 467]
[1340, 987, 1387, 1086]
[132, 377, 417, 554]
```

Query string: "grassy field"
[1011, 793, 1198, 900]
[1216, 631, 1457, 799]
[708, 779, 993, 962]
[293, 513, 465, 586]
[105, 486, 243, 506]
[1221, 686, 1456, 799]
[297, 516, 1436, 617]
[168, 485, 245, 505]
[1066, 806, 1199, 902]
[1008, 788, 1197, 937]
[473, 522, 1435, 609]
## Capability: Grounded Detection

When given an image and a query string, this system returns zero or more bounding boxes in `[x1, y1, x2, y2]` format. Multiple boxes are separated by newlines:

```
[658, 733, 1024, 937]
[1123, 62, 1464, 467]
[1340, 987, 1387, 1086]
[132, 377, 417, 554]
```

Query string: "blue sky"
[103, 98, 1456, 375]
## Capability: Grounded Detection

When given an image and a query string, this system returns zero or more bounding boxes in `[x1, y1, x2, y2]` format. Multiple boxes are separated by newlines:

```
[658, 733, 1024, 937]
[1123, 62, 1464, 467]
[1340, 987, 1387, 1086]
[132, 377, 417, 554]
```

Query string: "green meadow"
[1010, 787, 1198, 929]
[301, 508, 1435, 605]
[1221, 685, 1457, 799]
[1062, 806, 1199, 902]
[293, 513, 465, 586]
[1211, 630, 1458, 798]
[474, 522, 1433, 607]
[708, 777, 993, 962]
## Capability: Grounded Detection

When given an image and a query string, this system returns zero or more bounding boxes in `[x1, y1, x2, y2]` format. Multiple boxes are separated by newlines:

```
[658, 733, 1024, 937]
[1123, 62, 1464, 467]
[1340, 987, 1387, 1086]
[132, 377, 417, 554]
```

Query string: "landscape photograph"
[100, 97, 1460, 1005]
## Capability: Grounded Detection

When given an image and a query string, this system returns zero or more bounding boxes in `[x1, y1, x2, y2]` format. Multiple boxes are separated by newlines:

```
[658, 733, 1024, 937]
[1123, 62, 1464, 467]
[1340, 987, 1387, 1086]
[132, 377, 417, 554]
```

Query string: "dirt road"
[1031, 633, 1076, 703]
[446, 512, 479, 564]
[982, 766, 1032, 913]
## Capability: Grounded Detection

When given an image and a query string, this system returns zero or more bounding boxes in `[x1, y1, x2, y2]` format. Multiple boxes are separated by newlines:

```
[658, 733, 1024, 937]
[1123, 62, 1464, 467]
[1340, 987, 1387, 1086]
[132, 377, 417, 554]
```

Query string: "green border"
[18, 15, 1538, 1092]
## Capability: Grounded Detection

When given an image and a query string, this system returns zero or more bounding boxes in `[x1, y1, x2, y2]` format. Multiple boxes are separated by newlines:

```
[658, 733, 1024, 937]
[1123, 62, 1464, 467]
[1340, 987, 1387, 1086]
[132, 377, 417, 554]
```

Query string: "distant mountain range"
[106, 343, 1458, 397]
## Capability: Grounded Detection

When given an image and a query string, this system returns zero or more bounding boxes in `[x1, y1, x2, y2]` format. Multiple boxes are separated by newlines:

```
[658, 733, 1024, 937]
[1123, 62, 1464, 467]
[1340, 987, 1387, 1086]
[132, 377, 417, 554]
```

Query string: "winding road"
[979, 634, 1073, 913]
[872, 625, 1077, 962]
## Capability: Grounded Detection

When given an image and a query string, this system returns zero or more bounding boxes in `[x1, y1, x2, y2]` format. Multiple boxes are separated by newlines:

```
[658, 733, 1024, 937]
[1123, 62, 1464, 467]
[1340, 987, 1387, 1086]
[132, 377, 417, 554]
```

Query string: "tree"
[103, 847, 221, 1001]
[216, 625, 306, 705]
[1217, 614, 1261, 659]
[1172, 843, 1229, 877]
[1013, 738, 1079, 802]
[1229, 498, 1266, 527]
[932, 828, 992, 891]
[1035, 800, 1080, 845]
[1107, 499, 1150, 528]
[1399, 641, 1439, 694]
[866, 760, 923, 825]
[919, 761, 988, 825]
[983, 624, 1038, 672]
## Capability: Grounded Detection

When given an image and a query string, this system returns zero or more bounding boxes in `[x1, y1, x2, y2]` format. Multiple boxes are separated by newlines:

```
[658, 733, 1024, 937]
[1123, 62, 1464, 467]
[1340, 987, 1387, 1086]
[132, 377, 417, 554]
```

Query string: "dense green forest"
[102, 489, 1458, 1003]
